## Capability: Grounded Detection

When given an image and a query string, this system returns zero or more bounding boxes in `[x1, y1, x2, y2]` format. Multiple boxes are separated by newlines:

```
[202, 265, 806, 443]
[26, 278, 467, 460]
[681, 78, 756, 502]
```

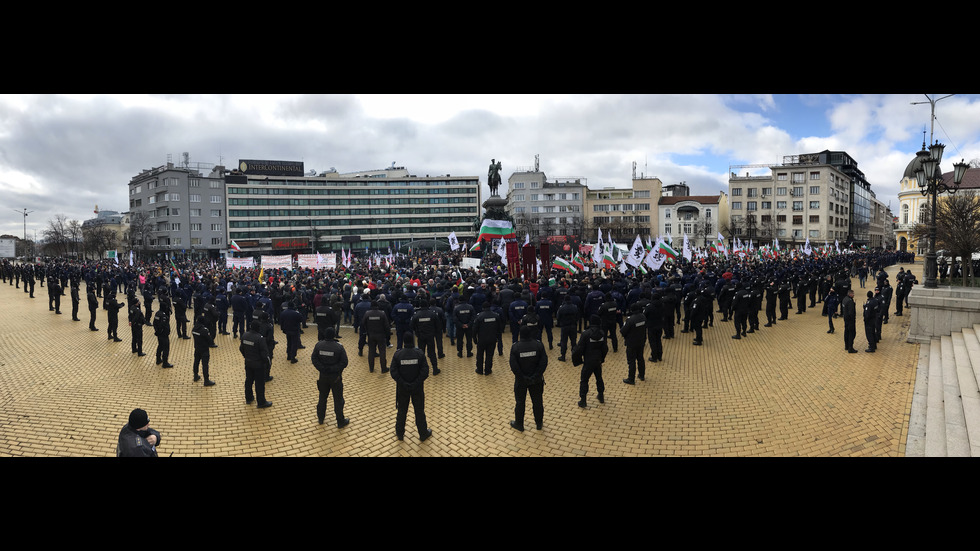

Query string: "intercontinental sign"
[238, 159, 305, 177]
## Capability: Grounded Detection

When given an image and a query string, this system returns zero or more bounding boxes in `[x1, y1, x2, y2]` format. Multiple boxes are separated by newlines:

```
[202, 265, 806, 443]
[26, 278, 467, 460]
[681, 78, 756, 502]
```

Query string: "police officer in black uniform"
[842, 289, 858, 353]
[87, 285, 99, 331]
[70, 283, 81, 321]
[312, 327, 349, 428]
[106, 295, 125, 342]
[153, 310, 173, 368]
[509, 325, 548, 432]
[573, 315, 608, 408]
[240, 321, 272, 408]
[192, 315, 215, 386]
[362, 301, 391, 373]
[621, 302, 647, 384]
[556, 295, 580, 362]
[863, 291, 879, 353]
[390, 332, 432, 442]
[473, 302, 503, 375]
[453, 298, 476, 358]
[410, 300, 441, 375]
[129, 298, 146, 356]
[599, 293, 620, 353]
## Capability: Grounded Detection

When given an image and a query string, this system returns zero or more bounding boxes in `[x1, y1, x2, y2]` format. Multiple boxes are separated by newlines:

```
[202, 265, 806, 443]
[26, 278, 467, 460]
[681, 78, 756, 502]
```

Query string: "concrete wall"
[906, 286, 980, 343]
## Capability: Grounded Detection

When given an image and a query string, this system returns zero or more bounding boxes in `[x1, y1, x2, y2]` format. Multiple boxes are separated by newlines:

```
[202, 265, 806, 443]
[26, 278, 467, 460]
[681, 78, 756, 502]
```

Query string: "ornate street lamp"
[914, 141, 968, 289]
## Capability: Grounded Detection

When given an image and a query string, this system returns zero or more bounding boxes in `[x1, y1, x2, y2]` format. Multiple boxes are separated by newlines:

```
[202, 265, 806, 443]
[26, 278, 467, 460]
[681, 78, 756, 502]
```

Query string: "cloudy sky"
[2, 93, 979, 242]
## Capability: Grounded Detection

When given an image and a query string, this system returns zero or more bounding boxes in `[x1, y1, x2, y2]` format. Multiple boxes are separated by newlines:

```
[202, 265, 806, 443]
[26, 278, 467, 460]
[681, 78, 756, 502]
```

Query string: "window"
[594, 204, 610, 212]
[514, 207, 525, 213]
[793, 201, 803, 211]
[210, 209, 221, 217]
[792, 186, 804, 196]
[777, 173, 787, 181]
[530, 182, 539, 189]
[190, 223, 201, 231]
[530, 194, 540, 201]
[664, 223, 671, 234]
[514, 194, 525, 202]
[665, 209, 671, 219]
[747, 188, 757, 197]
[793, 215, 803, 225]
[172, 237, 181, 245]
[210, 180, 221, 188]
[762, 187, 772, 196]
[809, 201, 820, 209]
[189, 179, 200, 188]
[170, 223, 181, 231]
[777, 201, 787, 209]
[761, 201, 771, 210]
[792, 229, 803, 238]
[732, 188, 742, 196]
[777, 229, 787, 237]
[792, 172, 805, 183]
[531, 207, 539, 213]
[211, 237, 222, 245]
[732, 202, 742, 210]
[747, 201, 757, 211]
[513, 182, 525, 189]
[809, 215, 820, 223]
[705, 208, 711, 219]
[189, 194, 202, 203]
[810, 186, 820, 195]
[810, 172, 820, 180]
[809, 230, 820, 238]
[169, 208, 180, 216]
[148, 196, 156, 204]
[210, 195, 222, 203]
[777, 187, 787, 196]
[190, 209, 201, 217]
[190, 238, 202, 246]
[634, 190, 650, 198]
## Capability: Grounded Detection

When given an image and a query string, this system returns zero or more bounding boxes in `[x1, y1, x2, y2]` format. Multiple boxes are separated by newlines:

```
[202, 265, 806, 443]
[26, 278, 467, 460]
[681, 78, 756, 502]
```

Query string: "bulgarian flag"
[476, 219, 516, 242]
[602, 246, 617, 269]
[229, 240, 242, 253]
[658, 240, 678, 263]
[571, 253, 585, 271]
[469, 242, 481, 252]
[553, 257, 577, 274]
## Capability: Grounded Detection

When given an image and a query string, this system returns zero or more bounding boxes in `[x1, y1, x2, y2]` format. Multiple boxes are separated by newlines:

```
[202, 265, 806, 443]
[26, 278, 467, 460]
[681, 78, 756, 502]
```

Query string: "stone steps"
[908, 323, 980, 456]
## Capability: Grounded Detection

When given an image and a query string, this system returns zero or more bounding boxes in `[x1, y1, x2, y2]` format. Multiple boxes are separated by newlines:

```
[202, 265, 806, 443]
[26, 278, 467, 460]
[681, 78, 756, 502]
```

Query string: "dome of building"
[902, 150, 943, 181]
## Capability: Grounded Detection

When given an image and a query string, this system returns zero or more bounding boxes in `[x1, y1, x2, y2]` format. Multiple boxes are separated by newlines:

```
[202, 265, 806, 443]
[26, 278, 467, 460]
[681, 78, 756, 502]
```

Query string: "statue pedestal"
[483, 195, 508, 221]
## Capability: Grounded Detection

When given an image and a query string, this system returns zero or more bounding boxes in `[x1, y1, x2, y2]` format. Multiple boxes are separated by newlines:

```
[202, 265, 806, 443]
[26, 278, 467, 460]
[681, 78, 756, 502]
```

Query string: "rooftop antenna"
[12, 208, 34, 241]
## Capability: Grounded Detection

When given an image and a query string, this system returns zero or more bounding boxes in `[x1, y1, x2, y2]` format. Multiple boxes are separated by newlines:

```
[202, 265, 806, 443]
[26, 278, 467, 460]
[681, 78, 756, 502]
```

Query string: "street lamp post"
[914, 141, 968, 289]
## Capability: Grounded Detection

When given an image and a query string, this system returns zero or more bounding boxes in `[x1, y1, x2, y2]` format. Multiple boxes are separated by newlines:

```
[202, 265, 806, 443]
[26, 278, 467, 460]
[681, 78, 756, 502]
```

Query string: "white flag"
[448, 231, 460, 251]
[316, 251, 324, 267]
[524, 233, 530, 247]
[774, 237, 780, 251]
[496, 238, 507, 266]
[803, 237, 812, 256]
[626, 235, 645, 267]
[835, 239, 840, 254]
[682, 234, 692, 261]
[645, 238, 667, 271]
[129, 250, 134, 266]
[592, 240, 604, 264]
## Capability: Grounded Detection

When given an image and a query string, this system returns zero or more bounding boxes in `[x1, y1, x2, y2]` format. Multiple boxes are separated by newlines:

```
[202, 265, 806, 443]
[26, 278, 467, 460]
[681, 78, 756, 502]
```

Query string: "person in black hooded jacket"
[390, 331, 432, 442]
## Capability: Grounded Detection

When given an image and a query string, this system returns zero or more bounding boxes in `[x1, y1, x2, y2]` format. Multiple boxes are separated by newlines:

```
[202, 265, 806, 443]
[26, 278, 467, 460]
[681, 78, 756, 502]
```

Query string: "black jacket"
[312, 338, 348, 378]
[510, 338, 547, 384]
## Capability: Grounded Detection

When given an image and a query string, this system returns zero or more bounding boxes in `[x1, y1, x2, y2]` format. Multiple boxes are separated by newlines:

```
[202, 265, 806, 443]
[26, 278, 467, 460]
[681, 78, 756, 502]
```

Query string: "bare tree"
[128, 211, 154, 255]
[42, 214, 77, 258]
[911, 189, 980, 286]
[83, 218, 118, 260]
[693, 218, 713, 248]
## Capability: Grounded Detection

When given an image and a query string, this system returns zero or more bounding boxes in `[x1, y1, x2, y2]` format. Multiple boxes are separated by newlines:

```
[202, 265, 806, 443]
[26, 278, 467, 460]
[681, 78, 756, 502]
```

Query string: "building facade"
[729, 155, 854, 248]
[658, 193, 729, 247]
[127, 161, 227, 259]
[584, 177, 662, 243]
[505, 169, 586, 244]
[225, 164, 481, 255]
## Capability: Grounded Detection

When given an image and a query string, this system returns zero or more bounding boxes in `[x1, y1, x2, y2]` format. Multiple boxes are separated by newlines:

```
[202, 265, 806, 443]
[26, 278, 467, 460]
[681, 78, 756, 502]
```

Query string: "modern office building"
[127, 159, 226, 259]
[224, 162, 481, 255]
[658, 193, 729, 247]
[729, 153, 855, 248]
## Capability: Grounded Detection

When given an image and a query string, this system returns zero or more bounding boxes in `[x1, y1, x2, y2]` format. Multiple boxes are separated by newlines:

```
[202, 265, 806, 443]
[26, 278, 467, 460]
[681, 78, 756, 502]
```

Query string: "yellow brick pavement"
[0, 264, 920, 457]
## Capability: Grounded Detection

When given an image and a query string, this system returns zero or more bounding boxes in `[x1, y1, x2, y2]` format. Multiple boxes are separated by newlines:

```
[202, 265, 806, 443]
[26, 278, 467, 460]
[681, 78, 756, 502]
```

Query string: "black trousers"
[131, 327, 143, 354]
[602, 323, 618, 351]
[317, 375, 345, 424]
[514, 378, 544, 429]
[89, 308, 97, 329]
[285, 331, 300, 360]
[156, 336, 170, 363]
[626, 343, 646, 380]
[395, 384, 428, 438]
[418, 336, 438, 371]
[476, 340, 495, 373]
[559, 325, 577, 357]
[864, 323, 876, 351]
[456, 328, 473, 355]
[367, 335, 387, 371]
[194, 350, 211, 380]
[647, 327, 663, 361]
[844, 321, 856, 350]
[579, 362, 604, 400]
[244, 365, 266, 403]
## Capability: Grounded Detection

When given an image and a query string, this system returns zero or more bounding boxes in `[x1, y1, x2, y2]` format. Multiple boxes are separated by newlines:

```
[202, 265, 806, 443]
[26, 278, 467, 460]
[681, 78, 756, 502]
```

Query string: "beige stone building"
[584, 177, 662, 243]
